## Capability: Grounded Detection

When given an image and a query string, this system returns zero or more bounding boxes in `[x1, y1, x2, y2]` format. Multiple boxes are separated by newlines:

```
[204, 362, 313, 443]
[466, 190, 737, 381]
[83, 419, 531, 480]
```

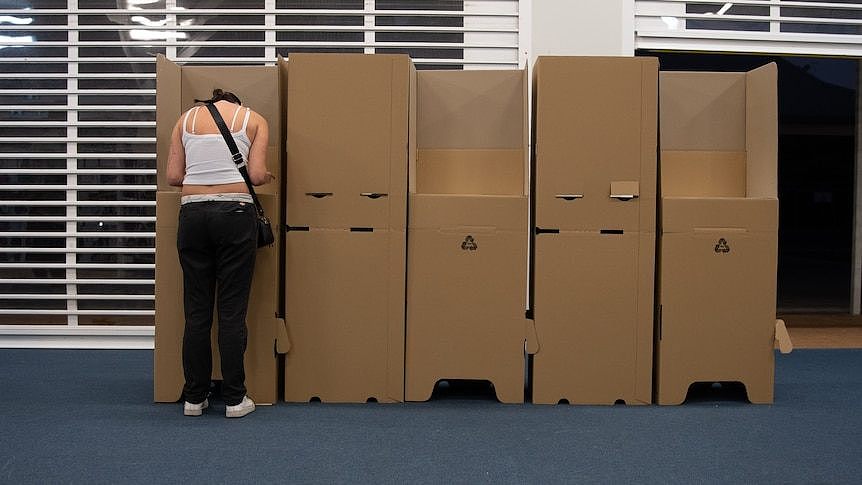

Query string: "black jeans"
[177, 200, 257, 406]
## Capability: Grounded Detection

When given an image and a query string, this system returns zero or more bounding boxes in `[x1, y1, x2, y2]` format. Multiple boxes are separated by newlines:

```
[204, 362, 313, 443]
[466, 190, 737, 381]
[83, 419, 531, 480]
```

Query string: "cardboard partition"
[407, 195, 528, 403]
[532, 56, 658, 233]
[282, 53, 412, 403]
[530, 56, 658, 405]
[154, 192, 286, 405]
[155, 55, 282, 195]
[656, 218, 778, 404]
[286, 53, 411, 230]
[659, 64, 777, 198]
[656, 63, 778, 404]
[406, 69, 530, 403]
[284, 228, 405, 403]
[532, 232, 654, 405]
[154, 56, 285, 404]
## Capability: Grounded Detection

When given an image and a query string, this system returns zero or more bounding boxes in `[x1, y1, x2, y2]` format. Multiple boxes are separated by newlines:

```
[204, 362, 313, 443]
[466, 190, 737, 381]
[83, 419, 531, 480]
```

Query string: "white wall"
[527, 0, 634, 64]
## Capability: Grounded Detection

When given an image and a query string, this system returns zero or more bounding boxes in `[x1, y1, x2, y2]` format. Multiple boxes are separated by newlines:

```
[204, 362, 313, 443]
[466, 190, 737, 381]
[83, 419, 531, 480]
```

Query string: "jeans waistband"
[181, 193, 253, 205]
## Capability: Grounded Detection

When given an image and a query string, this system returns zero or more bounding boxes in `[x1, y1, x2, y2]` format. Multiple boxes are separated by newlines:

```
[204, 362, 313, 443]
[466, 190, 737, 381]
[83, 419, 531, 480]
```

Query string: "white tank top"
[181, 105, 252, 186]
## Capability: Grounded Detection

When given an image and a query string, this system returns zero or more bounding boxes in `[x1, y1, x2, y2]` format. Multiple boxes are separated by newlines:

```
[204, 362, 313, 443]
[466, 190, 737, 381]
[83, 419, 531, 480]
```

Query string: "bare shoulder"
[248, 109, 268, 128]
[176, 106, 198, 130]
[247, 109, 269, 139]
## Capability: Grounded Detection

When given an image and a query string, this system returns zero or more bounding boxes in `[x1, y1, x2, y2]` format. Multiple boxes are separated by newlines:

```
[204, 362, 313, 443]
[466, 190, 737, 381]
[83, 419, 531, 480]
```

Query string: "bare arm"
[166, 119, 186, 186]
[246, 112, 272, 186]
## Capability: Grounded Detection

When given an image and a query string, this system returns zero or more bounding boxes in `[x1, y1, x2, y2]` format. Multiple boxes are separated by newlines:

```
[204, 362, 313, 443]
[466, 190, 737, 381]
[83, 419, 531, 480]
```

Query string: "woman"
[166, 89, 272, 418]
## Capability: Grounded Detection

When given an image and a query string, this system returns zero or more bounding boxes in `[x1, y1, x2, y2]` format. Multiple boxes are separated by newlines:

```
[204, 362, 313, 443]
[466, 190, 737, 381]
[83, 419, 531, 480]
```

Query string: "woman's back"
[181, 104, 252, 186]
[166, 97, 271, 194]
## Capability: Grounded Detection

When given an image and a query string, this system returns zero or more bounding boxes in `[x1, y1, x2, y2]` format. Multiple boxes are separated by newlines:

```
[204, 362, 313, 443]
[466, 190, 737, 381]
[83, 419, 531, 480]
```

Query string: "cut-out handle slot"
[305, 192, 333, 198]
[360, 192, 388, 199]
[350, 227, 374, 232]
[535, 227, 560, 235]
[610, 194, 638, 201]
[600, 229, 624, 235]
[286, 226, 309, 232]
[555, 194, 583, 201]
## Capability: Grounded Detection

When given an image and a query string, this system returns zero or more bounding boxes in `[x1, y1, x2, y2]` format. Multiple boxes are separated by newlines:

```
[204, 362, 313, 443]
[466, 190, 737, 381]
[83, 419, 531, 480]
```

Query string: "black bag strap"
[203, 102, 266, 215]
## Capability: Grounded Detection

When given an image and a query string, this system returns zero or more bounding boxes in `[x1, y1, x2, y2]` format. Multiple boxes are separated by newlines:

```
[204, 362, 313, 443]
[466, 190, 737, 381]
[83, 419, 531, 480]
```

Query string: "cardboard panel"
[656, 228, 778, 404]
[155, 56, 282, 195]
[284, 228, 405, 403]
[656, 63, 778, 405]
[408, 194, 526, 231]
[407, 68, 528, 403]
[662, 197, 778, 234]
[413, 68, 528, 198]
[405, 197, 528, 404]
[746, 63, 778, 198]
[408, 62, 418, 194]
[417, 70, 526, 150]
[661, 151, 747, 198]
[416, 149, 525, 196]
[154, 192, 282, 404]
[156, 55, 182, 193]
[659, 72, 746, 152]
[639, 60, 659, 233]
[532, 231, 653, 405]
[153, 192, 184, 401]
[286, 53, 410, 229]
[534, 56, 657, 232]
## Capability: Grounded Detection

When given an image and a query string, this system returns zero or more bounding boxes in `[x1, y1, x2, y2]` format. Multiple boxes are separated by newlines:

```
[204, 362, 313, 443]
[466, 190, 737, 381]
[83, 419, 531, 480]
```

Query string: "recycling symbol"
[461, 235, 478, 251]
[714, 238, 730, 254]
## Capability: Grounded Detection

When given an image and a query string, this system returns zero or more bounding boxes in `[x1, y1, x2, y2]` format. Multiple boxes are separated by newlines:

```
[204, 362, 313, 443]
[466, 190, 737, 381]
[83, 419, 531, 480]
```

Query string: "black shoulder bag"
[204, 102, 275, 248]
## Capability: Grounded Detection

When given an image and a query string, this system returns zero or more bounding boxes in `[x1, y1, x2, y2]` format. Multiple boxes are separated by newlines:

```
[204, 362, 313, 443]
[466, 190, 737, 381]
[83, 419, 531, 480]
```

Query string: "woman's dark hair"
[194, 88, 242, 105]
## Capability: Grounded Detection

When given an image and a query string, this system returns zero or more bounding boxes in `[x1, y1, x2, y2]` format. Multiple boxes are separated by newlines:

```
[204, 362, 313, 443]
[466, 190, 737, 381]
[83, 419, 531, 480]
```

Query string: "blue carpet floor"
[0, 349, 860, 484]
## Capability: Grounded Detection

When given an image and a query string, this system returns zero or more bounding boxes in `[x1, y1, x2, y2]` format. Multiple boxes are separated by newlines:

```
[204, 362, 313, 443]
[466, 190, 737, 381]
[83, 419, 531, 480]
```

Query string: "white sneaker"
[225, 396, 255, 418]
[183, 399, 208, 417]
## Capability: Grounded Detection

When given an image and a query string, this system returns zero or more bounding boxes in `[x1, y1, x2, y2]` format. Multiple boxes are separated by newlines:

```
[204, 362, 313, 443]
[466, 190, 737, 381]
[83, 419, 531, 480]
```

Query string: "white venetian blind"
[636, 1, 862, 56]
[0, 0, 520, 344]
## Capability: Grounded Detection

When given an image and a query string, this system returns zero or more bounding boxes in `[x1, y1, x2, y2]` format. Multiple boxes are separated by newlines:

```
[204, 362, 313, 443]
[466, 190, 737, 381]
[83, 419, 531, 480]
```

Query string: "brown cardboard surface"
[153, 192, 184, 402]
[406, 196, 528, 403]
[153, 192, 284, 404]
[155, 55, 282, 194]
[534, 56, 657, 232]
[281, 53, 410, 403]
[409, 194, 527, 230]
[283, 228, 405, 403]
[775, 319, 793, 354]
[662, 197, 778, 234]
[155, 55, 181, 193]
[530, 56, 658, 405]
[661, 151, 746, 198]
[533, 231, 654, 405]
[659, 64, 778, 200]
[417, 69, 526, 150]
[659, 72, 746, 152]
[746, 63, 779, 198]
[406, 68, 529, 403]
[657, 63, 778, 404]
[416, 149, 525, 196]
[286, 53, 410, 230]
[656, 226, 778, 404]
[414, 68, 528, 195]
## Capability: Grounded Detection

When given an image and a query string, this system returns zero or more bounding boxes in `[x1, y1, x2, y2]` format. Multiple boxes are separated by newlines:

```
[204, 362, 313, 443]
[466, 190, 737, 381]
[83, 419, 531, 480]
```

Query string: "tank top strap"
[182, 108, 195, 135]
[240, 107, 252, 132]
[190, 106, 201, 134]
[229, 104, 242, 131]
